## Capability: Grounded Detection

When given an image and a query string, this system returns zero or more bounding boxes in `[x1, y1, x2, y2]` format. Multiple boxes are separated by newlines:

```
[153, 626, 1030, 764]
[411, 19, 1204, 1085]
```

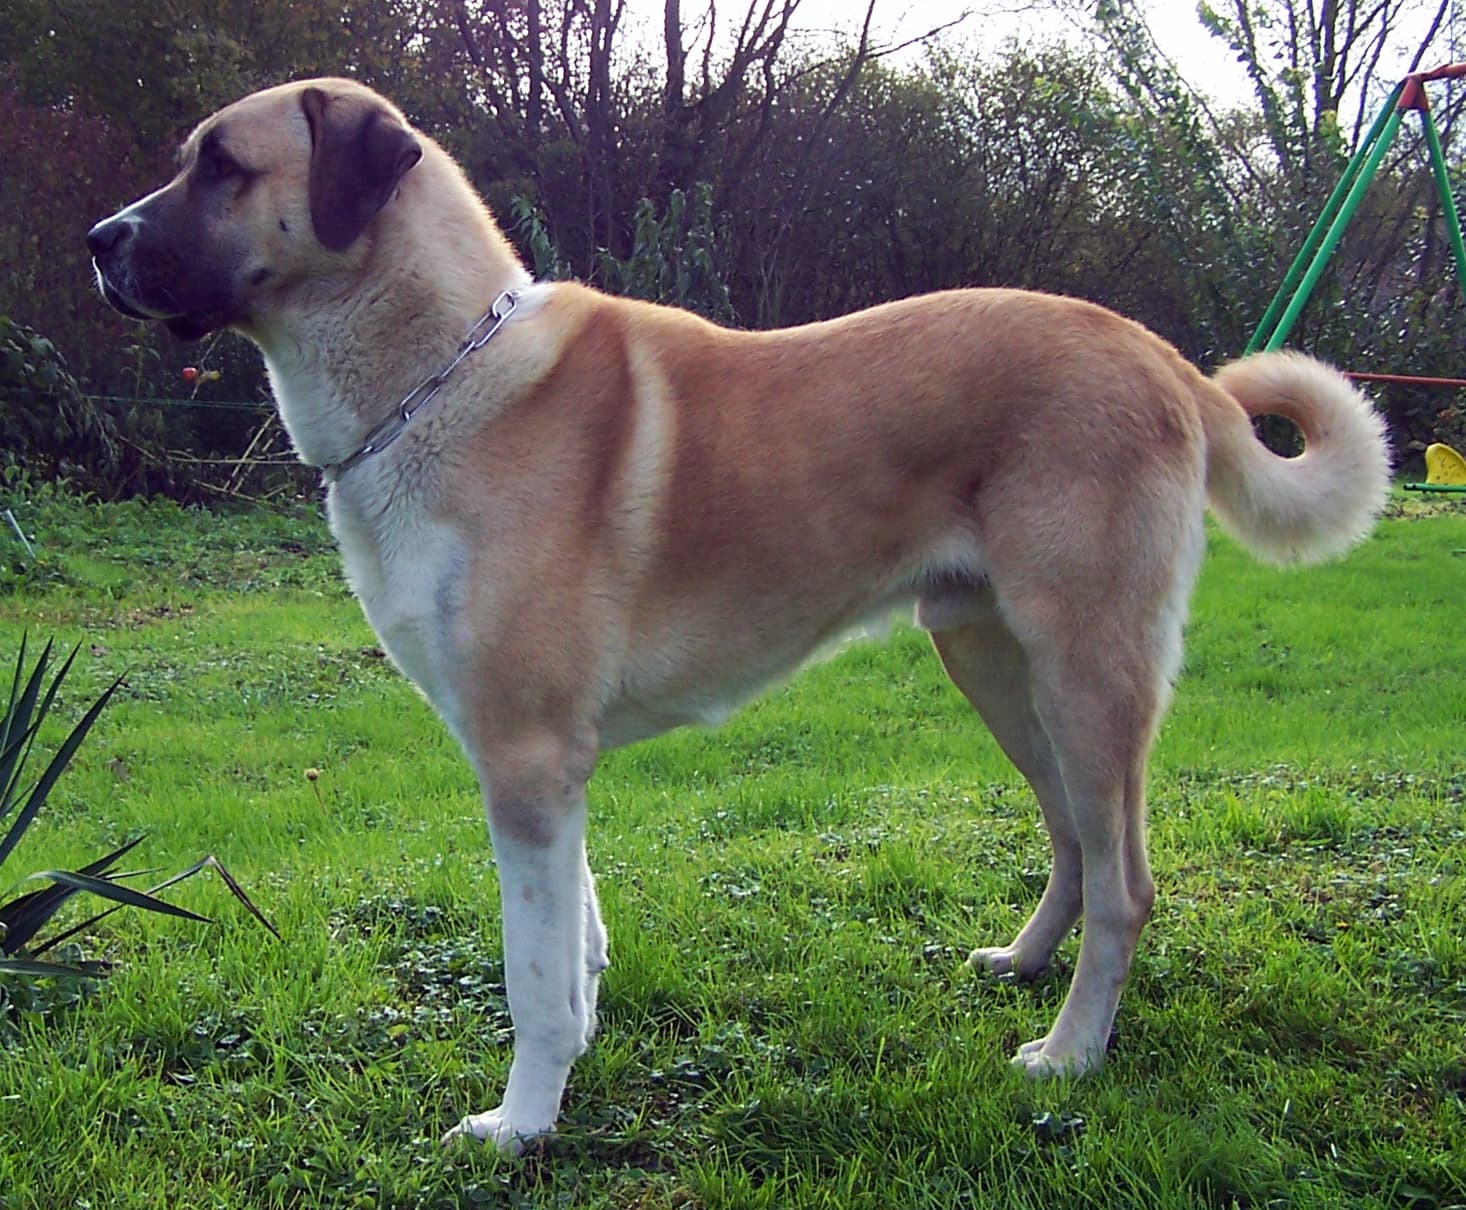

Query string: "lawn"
[0, 483, 1462, 1209]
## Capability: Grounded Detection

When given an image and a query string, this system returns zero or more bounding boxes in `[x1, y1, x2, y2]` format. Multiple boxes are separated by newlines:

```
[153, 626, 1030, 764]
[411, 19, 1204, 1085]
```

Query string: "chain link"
[322, 289, 520, 482]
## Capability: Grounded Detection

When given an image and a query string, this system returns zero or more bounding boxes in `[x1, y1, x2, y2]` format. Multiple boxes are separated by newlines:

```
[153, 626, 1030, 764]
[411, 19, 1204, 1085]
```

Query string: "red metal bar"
[1398, 77, 1429, 110]
[1397, 63, 1466, 111]
[1419, 62, 1466, 83]
[1344, 371, 1466, 389]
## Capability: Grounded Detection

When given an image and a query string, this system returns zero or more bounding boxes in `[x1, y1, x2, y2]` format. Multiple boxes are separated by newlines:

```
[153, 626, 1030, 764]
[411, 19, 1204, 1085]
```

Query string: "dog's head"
[87, 79, 422, 341]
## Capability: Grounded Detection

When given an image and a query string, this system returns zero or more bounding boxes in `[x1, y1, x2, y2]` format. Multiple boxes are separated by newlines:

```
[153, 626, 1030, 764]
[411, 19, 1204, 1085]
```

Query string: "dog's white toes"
[969, 945, 1019, 975]
[440, 1109, 548, 1154]
[969, 945, 1049, 980]
[1010, 1038, 1098, 1079]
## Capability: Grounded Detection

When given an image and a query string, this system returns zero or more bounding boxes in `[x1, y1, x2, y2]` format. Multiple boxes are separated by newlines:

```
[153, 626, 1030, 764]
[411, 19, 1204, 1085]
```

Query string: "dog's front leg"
[444, 745, 597, 1152]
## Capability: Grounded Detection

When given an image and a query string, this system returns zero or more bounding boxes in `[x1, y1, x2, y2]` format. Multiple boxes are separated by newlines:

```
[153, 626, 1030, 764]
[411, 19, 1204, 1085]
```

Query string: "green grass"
[1, 484, 1463, 1209]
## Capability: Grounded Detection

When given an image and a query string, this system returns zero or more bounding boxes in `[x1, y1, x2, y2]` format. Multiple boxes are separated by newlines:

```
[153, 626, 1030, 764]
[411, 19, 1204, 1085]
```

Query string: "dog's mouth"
[95, 266, 233, 342]
[164, 311, 231, 341]
[96, 274, 158, 323]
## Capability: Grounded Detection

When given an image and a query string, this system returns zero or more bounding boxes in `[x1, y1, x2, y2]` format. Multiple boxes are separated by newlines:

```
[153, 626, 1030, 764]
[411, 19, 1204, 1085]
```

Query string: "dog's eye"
[201, 149, 243, 183]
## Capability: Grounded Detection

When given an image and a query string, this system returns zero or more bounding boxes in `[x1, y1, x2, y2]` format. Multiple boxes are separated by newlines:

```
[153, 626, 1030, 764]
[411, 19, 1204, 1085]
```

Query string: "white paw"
[440, 1108, 551, 1154]
[968, 945, 1048, 980]
[1010, 1037, 1099, 1079]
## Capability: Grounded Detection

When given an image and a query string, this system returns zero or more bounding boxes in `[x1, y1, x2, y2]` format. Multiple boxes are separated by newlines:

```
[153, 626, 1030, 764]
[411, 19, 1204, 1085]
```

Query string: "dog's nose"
[86, 217, 130, 258]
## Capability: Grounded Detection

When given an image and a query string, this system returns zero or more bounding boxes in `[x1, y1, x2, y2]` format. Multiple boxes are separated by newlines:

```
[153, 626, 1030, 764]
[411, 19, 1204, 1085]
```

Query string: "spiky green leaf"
[0, 672, 123, 872]
[26, 869, 211, 924]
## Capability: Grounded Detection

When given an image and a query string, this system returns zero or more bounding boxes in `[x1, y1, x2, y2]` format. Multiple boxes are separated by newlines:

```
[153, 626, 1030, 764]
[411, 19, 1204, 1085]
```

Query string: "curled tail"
[1201, 350, 1391, 564]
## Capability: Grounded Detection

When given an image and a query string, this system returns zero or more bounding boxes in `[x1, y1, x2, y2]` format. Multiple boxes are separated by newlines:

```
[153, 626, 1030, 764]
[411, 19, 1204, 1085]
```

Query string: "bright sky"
[642, 1, 1256, 103]
[629, 1, 1455, 115]
[784, 1, 1262, 106]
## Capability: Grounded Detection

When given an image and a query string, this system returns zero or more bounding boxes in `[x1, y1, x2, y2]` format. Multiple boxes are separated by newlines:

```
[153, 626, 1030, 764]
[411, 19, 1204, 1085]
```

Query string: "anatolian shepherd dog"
[88, 78, 1391, 1150]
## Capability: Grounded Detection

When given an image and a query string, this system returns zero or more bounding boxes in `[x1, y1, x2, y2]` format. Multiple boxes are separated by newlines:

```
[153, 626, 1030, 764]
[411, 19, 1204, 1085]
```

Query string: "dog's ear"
[301, 86, 422, 252]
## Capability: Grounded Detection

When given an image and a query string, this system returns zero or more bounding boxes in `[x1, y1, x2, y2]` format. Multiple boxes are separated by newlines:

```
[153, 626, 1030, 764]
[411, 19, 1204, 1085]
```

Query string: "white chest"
[327, 482, 473, 744]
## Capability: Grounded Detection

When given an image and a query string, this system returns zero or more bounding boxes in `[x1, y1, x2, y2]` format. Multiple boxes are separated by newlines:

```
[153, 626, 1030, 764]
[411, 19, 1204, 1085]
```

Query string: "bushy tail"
[1201, 350, 1391, 564]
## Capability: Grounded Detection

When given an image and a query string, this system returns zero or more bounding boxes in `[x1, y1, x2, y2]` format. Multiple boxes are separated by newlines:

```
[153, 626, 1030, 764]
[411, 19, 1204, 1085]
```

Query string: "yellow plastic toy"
[1424, 442, 1466, 486]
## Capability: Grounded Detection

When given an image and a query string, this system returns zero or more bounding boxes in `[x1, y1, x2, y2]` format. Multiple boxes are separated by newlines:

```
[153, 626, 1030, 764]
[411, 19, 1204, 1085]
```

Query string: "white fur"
[1208, 351, 1392, 564]
[445, 806, 593, 1149]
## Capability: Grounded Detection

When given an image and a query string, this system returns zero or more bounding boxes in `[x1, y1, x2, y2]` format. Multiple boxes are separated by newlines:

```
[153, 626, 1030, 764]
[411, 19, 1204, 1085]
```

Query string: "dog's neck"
[249, 148, 532, 475]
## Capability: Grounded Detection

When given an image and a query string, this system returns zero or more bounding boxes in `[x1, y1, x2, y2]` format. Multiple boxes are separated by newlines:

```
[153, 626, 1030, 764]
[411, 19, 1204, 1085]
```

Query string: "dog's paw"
[968, 944, 1048, 981]
[440, 1108, 551, 1154]
[1010, 1036, 1099, 1079]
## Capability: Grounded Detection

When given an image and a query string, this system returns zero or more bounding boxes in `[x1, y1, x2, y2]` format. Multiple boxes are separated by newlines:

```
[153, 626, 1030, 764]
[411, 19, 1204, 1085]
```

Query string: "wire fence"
[3, 384, 272, 411]
[73, 392, 273, 412]
[4, 384, 310, 507]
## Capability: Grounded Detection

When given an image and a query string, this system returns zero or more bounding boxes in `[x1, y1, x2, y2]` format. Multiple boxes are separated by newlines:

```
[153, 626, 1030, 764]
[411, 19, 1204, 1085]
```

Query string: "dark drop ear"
[301, 86, 422, 252]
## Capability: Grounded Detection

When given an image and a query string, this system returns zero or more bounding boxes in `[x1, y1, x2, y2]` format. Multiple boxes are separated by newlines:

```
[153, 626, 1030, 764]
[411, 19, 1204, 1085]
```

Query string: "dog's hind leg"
[940, 463, 1201, 1076]
[990, 525, 1195, 1079]
[927, 596, 1082, 980]
[1007, 636, 1162, 1077]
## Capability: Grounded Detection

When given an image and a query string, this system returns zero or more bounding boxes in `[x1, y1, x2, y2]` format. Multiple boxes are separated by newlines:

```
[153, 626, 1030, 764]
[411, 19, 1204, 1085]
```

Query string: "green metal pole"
[1420, 104, 1466, 304]
[1260, 105, 1408, 351]
[1245, 84, 1404, 354]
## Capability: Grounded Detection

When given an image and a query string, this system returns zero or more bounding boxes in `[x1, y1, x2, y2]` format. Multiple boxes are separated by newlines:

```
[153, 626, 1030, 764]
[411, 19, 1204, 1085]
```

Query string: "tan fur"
[88, 78, 1392, 1149]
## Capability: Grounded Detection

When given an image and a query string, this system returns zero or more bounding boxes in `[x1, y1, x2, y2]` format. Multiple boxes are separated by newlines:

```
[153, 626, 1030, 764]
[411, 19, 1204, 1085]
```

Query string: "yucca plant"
[0, 635, 276, 983]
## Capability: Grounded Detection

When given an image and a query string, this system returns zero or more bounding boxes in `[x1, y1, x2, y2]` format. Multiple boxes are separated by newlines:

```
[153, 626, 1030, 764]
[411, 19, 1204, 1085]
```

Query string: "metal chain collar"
[320, 288, 520, 482]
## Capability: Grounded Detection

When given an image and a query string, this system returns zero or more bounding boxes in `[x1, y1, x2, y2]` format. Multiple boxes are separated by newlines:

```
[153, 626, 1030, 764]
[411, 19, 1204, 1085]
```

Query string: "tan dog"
[88, 78, 1391, 1150]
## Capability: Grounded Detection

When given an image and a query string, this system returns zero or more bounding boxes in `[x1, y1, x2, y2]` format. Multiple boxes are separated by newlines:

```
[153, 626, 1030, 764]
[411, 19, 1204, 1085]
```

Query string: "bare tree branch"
[664, 0, 685, 116]
[869, 9, 974, 60]
[1406, 0, 1453, 72]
